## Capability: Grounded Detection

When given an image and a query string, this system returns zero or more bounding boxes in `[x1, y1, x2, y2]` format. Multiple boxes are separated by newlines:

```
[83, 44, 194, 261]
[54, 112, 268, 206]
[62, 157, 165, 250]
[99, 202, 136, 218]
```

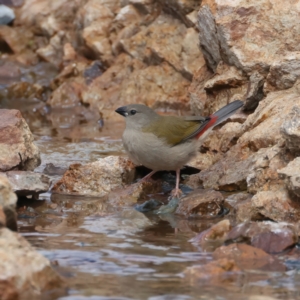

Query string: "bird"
[115, 100, 243, 197]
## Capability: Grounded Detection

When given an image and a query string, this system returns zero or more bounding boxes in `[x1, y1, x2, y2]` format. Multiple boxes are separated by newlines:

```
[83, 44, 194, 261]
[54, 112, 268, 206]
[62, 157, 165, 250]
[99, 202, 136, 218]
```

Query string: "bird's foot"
[171, 188, 183, 198]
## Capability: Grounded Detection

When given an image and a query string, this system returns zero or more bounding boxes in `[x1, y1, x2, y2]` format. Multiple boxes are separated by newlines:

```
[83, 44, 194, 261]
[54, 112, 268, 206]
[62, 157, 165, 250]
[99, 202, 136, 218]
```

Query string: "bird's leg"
[171, 169, 183, 198]
[139, 170, 157, 182]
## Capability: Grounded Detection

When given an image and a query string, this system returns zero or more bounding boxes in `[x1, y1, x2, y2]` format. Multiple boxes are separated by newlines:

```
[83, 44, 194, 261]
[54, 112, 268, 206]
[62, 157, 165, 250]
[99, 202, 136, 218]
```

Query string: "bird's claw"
[171, 188, 183, 198]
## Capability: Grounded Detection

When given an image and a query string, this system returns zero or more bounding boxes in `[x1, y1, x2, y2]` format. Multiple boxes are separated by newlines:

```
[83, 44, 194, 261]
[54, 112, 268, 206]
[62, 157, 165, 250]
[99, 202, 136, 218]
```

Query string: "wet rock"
[281, 106, 300, 155]
[0, 4, 14, 25]
[0, 227, 63, 298]
[190, 219, 232, 251]
[0, 174, 17, 230]
[183, 258, 240, 284]
[278, 158, 300, 200]
[52, 156, 136, 197]
[108, 180, 162, 206]
[2, 171, 51, 199]
[226, 221, 298, 254]
[135, 198, 162, 213]
[213, 243, 278, 270]
[155, 196, 180, 215]
[175, 189, 224, 218]
[0, 109, 41, 172]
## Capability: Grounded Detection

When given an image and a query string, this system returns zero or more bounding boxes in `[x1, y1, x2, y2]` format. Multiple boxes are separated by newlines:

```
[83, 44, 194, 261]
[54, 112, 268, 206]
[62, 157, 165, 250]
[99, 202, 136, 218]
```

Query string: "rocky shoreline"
[1, 0, 300, 297]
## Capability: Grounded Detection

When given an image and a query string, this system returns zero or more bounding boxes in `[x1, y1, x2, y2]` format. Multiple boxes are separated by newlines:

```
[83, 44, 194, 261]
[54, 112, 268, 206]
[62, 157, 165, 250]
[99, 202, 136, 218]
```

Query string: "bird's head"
[115, 104, 159, 129]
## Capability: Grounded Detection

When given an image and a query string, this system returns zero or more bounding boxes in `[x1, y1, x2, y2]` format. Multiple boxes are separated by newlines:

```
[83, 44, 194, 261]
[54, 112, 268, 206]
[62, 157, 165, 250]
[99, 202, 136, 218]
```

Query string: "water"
[2, 61, 300, 300]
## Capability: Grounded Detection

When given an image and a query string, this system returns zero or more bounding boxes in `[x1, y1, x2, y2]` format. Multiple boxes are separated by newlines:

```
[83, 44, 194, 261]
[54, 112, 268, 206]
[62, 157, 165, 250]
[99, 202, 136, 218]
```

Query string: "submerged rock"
[0, 227, 64, 299]
[52, 156, 136, 197]
[0, 109, 41, 172]
[0, 174, 17, 230]
[213, 243, 281, 270]
[190, 219, 232, 251]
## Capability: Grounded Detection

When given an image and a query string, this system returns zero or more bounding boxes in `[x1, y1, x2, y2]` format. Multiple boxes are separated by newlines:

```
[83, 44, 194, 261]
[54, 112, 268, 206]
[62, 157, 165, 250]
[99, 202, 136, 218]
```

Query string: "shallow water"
[2, 62, 300, 300]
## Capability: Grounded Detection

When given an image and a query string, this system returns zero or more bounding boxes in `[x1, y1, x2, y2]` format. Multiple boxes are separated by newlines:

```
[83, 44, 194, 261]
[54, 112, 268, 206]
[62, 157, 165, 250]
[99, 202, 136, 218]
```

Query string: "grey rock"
[281, 106, 300, 154]
[278, 157, 300, 199]
[2, 171, 51, 198]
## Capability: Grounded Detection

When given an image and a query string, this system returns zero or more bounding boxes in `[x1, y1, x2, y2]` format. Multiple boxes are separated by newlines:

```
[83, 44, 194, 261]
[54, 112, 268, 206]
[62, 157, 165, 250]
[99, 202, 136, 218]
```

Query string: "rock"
[226, 221, 298, 254]
[47, 79, 86, 108]
[213, 243, 278, 270]
[36, 32, 65, 68]
[119, 62, 191, 110]
[175, 189, 224, 218]
[281, 106, 300, 155]
[198, 144, 253, 191]
[265, 53, 300, 92]
[278, 158, 300, 200]
[198, 0, 300, 80]
[0, 25, 34, 54]
[81, 53, 145, 119]
[0, 4, 14, 25]
[190, 219, 232, 251]
[0, 227, 63, 298]
[121, 14, 206, 79]
[0, 174, 17, 230]
[2, 171, 51, 199]
[250, 190, 300, 222]
[240, 85, 300, 151]
[108, 180, 162, 206]
[52, 156, 136, 197]
[183, 258, 240, 284]
[243, 71, 265, 111]
[235, 198, 262, 222]
[0, 109, 41, 172]
[224, 192, 252, 213]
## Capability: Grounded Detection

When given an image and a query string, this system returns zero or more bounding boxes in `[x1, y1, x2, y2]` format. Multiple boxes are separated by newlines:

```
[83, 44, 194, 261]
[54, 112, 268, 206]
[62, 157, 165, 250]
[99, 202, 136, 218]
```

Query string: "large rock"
[0, 227, 63, 299]
[52, 156, 136, 197]
[0, 174, 17, 230]
[226, 221, 298, 254]
[198, 0, 300, 81]
[0, 109, 41, 172]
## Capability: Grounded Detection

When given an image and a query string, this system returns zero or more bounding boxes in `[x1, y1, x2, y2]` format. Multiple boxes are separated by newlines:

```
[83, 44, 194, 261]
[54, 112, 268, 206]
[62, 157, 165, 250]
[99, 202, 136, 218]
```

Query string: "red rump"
[195, 115, 218, 139]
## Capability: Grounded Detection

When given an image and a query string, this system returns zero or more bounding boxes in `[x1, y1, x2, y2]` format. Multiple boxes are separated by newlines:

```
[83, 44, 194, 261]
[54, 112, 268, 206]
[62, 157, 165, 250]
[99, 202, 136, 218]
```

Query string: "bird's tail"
[211, 100, 244, 127]
[196, 100, 243, 140]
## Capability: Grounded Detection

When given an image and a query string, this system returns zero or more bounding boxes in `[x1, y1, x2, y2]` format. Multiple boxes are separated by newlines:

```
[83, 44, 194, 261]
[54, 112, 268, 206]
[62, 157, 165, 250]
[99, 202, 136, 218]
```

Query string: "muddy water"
[2, 62, 300, 300]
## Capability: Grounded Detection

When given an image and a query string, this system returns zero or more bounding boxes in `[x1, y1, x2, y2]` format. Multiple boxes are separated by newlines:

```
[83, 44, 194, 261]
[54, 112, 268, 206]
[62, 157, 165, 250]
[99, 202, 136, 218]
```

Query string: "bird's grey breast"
[122, 128, 198, 171]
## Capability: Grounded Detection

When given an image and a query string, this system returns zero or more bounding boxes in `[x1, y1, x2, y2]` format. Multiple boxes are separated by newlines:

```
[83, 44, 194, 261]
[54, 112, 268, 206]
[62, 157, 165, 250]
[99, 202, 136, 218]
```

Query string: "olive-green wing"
[142, 115, 209, 146]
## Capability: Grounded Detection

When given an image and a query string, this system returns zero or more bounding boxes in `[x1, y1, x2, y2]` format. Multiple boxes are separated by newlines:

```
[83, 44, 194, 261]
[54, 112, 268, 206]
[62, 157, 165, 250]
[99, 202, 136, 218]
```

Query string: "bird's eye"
[130, 109, 137, 115]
